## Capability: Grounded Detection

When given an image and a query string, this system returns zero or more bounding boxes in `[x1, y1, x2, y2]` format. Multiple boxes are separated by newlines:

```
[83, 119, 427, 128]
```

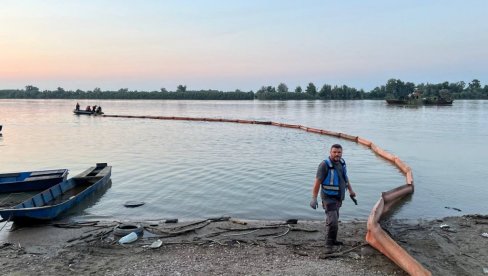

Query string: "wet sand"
[0, 215, 487, 275]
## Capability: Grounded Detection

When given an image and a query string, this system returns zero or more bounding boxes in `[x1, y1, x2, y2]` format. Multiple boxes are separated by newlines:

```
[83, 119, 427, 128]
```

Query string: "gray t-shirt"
[316, 159, 348, 202]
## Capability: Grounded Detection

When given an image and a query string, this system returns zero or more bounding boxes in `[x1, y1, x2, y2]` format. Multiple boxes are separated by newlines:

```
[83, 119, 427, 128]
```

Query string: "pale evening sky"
[1, 0, 487, 92]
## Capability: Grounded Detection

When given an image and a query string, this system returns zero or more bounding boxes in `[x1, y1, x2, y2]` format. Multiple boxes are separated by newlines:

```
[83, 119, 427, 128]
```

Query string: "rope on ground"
[319, 242, 368, 259]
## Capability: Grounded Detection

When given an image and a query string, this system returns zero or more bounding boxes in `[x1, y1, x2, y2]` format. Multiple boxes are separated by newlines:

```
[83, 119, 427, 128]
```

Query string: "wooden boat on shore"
[0, 169, 68, 193]
[0, 163, 111, 222]
[73, 110, 104, 116]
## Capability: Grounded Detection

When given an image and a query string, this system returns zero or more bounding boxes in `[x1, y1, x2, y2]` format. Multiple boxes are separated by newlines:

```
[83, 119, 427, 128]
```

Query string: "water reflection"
[0, 99, 487, 222]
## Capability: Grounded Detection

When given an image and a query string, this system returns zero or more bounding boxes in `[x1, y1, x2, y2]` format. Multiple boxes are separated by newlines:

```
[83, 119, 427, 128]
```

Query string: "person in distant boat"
[310, 144, 356, 254]
[75, 102, 80, 111]
[86, 106, 92, 112]
[92, 105, 97, 112]
[96, 106, 102, 114]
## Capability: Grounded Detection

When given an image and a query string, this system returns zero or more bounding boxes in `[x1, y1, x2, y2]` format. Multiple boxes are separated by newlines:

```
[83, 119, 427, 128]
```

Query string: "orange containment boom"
[102, 114, 431, 275]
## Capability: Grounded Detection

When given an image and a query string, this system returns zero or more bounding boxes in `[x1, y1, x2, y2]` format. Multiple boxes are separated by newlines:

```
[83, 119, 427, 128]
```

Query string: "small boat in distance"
[73, 110, 104, 116]
[0, 163, 111, 222]
[386, 89, 454, 106]
[0, 169, 68, 193]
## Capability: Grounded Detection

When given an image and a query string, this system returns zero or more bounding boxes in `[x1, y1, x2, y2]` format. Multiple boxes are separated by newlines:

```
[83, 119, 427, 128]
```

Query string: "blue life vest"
[321, 158, 348, 197]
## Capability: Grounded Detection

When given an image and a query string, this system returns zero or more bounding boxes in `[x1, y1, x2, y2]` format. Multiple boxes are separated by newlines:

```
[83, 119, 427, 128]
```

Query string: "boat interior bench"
[0, 173, 21, 179]
[24, 174, 63, 181]
[21, 185, 65, 208]
[30, 169, 67, 176]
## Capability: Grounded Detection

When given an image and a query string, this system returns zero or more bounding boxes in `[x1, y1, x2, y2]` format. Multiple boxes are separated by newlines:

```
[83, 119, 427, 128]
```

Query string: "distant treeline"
[1, 79, 487, 100]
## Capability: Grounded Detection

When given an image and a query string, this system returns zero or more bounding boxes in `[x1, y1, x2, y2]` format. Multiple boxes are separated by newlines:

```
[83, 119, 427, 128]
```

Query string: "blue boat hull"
[0, 164, 111, 221]
[0, 169, 68, 193]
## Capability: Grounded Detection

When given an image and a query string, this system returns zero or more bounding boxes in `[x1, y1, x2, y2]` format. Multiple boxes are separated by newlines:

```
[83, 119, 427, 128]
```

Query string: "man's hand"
[310, 197, 318, 209]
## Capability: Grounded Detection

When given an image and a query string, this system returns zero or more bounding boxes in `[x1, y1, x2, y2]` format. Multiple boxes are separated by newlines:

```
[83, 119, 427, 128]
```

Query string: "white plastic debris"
[439, 224, 450, 229]
[149, 239, 163, 249]
[481, 232, 488, 238]
[483, 267, 488, 274]
[118, 232, 138, 244]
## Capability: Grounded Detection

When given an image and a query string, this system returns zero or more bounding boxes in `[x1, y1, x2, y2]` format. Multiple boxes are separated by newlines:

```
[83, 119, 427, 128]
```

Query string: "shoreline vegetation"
[1, 79, 487, 101]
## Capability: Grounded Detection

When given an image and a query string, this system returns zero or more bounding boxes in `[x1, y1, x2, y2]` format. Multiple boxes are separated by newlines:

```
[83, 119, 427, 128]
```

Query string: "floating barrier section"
[102, 114, 430, 275]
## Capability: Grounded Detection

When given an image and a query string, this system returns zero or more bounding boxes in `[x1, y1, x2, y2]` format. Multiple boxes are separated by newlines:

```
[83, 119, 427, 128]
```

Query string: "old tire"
[113, 223, 144, 237]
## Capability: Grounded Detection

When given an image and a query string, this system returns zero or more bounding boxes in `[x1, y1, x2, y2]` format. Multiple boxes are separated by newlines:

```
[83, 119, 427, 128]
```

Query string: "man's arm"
[310, 178, 321, 209]
[347, 181, 356, 197]
[312, 177, 321, 198]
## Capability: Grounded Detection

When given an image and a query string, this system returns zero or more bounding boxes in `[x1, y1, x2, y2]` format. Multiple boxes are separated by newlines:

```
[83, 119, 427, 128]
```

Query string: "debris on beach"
[444, 206, 462, 212]
[481, 232, 488, 238]
[119, 232, 138, 244]
[439, 224, 450, 229]
[114, 223, 144, 236]
[149, 239, 163, 249]
[124, 201, 145, 208]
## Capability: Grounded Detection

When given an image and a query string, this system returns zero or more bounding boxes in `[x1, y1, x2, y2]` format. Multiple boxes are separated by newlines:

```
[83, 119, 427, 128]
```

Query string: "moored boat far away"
[0, 163, 111, 222]
[385, 88, 454, 106]
[73, 109, 104, 116]
[0, 169, 68, 193]
[74, 103, 104, 116]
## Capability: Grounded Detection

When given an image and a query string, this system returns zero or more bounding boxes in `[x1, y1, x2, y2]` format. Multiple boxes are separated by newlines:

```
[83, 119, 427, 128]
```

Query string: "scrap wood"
[0, 242, 13, 249]
[217, 225, 283, 231]
[83, 223, 117, 234]
[52, 221, 100, 228]
[230, 219, 247, 225]
[67, 228, 113, 243]
[466, 214, 488, 220]
[221, 229, 258, 237]
[218, 225, 318, 233]
[159, 217, 227, 231]
[67, 233, 93, 243]
[84, 229, 114, 243]
[146, 220, 212, 236]
[167, 219, 208, 230]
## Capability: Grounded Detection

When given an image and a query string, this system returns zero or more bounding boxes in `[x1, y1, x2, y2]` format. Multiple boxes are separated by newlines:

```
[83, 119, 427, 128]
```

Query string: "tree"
[176, 85, 187, 92]
[318, 84, 332, 99]
[295, 86, 302, 93]
[94, 87, 102, 93]
[277, 83, 289, 93]
[385, 79, 414, 99]
[25, 85, 39, 92]
[256, 86, 276, 93]
[160, 88, 168, 92]
[468, 79, 481, 90]
[305, 82, 317, 97]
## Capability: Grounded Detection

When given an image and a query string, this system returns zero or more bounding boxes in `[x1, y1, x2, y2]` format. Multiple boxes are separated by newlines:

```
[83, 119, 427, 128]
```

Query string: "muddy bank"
[0, 215, 487, 275]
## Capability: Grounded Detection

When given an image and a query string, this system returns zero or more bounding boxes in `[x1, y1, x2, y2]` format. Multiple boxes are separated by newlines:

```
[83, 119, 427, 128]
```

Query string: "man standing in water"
[310, 144, 356, 254]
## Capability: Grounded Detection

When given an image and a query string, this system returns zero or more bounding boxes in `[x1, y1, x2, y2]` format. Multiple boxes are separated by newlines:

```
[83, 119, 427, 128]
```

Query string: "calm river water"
[0, 99, 486, 221]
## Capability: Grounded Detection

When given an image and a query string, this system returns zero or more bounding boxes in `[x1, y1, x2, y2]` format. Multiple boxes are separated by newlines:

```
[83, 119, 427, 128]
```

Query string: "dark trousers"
[323, 199, 341, 245]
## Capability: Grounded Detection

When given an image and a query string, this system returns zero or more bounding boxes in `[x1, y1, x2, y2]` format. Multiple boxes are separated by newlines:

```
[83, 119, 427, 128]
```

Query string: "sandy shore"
[0, 215, 487, 275]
